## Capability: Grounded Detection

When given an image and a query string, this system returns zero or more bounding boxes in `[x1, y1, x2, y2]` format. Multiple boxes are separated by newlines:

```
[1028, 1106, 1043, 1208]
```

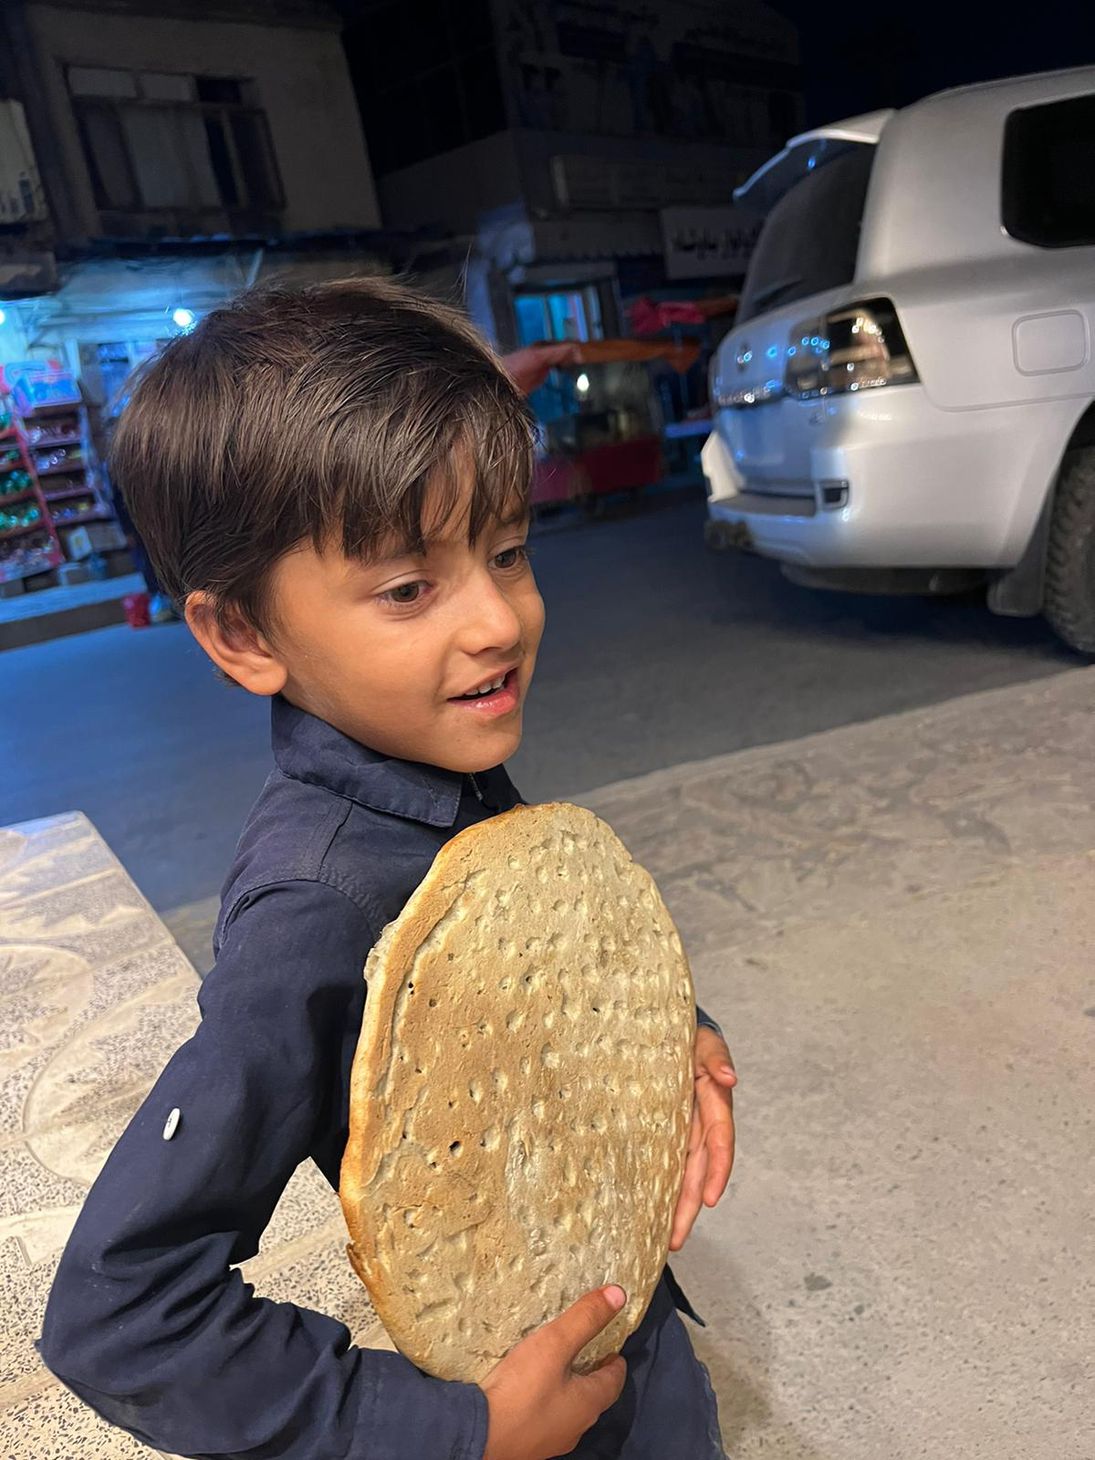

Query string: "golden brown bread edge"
[338, 800, 696, 1370]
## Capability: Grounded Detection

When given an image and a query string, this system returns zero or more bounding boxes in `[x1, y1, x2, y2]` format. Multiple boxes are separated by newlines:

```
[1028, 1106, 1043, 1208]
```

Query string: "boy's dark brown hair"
[111, 275, 536, 633]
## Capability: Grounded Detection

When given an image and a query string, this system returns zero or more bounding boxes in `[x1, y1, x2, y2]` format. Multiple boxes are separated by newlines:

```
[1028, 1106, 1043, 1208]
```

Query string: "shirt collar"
[271, 695, 511, 827]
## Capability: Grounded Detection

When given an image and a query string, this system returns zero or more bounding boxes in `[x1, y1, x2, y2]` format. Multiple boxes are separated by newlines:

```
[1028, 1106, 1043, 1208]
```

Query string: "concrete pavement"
[582, 668, 1095, 1459]
[4, 668, 1094, 1457]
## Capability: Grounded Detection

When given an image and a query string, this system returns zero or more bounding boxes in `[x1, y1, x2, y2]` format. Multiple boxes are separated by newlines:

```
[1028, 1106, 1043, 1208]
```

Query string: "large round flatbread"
[339, 801, 696, 1383]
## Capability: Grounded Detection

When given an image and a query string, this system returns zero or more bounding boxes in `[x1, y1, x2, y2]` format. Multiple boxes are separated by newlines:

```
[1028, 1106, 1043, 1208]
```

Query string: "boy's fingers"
[698, 1052, 736, 1085]
[701, 1119, 735, 1205]
[696, 1076, 736, 1192]
[670, 1142, 709, 1248]
[572, 1353, 628, 1415]
[542, 1286, 628, 1368]
[686, 1098, 703, 1155]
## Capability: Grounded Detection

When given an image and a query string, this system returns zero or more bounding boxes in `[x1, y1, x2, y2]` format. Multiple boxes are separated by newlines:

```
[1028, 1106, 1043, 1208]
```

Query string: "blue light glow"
[766, 345, 779, 359]
[0, 308, 6, 327]
[788, 346, 797, 356]
[172, 307, 196, 330]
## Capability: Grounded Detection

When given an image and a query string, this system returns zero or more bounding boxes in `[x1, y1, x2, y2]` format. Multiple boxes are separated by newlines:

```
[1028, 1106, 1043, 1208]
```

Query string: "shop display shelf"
[0, 520, 45, 542]
[26, 433, 82, 448]
[43, 485, 96, 502]
[38, 460, 88, 478]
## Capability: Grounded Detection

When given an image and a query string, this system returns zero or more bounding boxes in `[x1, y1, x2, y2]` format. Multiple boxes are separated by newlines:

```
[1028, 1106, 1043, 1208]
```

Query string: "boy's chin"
[440, 724, 523, 774]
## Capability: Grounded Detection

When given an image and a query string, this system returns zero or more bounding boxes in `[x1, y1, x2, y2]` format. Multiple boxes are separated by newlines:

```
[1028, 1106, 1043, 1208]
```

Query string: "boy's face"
[263, 467, 544, 773]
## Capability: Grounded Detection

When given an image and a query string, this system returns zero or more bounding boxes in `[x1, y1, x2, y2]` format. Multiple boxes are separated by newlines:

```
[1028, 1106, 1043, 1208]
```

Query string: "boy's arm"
[38, 878, 488, 1460]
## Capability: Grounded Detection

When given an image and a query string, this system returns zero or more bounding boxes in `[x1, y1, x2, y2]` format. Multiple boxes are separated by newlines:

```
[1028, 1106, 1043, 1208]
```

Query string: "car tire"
[1044, 446, 1095, 654]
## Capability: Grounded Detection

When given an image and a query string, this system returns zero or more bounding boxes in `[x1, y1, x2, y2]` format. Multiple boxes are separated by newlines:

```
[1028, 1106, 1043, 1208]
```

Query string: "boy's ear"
[185, 591, 288, 697]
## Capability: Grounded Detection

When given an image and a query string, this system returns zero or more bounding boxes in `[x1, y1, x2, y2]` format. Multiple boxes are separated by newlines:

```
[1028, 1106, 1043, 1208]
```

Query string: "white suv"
[703, 66, 1095, 652]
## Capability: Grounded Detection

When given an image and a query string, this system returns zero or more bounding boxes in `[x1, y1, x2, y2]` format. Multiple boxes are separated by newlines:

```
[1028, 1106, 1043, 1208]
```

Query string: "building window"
[68, 67, 283, 219]
[513, 287, 604, 346]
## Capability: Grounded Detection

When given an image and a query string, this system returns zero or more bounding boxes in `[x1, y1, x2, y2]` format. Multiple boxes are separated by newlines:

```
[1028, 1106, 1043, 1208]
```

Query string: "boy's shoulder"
[214, 698, 524, 958]
[216, 766, 449, 954]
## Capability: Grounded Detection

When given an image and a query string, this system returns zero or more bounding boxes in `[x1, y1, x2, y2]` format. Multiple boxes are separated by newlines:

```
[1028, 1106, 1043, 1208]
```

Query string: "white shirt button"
[162, 1107, 181, 1141]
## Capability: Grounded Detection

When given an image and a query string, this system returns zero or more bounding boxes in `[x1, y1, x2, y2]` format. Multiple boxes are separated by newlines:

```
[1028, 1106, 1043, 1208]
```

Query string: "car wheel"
[1044, 446, 1095, 654]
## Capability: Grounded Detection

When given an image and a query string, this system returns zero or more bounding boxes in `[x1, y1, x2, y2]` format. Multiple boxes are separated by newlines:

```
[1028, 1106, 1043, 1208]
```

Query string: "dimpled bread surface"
[338, 801, 696, 1384]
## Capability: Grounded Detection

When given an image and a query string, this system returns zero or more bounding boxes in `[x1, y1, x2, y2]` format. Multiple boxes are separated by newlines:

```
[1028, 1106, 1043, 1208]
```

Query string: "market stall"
[512, 338, 701, 512]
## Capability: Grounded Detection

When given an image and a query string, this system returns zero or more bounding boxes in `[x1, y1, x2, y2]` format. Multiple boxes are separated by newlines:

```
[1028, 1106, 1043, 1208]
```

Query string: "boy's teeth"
[458, 673, 509, 699]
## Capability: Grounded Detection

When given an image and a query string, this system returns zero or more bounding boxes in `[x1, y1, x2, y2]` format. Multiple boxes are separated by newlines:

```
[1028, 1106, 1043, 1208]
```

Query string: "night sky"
[768, 1, 1095, 126]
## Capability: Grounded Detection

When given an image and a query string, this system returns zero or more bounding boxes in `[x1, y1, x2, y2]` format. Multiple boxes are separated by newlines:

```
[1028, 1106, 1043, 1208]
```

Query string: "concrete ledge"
[0, 812, 384, 1459]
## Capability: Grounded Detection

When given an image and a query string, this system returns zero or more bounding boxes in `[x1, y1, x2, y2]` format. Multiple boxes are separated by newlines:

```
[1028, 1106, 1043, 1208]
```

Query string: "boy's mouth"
[448, 667, 521, 716]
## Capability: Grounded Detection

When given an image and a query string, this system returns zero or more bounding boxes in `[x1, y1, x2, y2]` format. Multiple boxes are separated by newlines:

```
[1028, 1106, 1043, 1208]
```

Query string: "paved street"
[2, 487, 1075, 920]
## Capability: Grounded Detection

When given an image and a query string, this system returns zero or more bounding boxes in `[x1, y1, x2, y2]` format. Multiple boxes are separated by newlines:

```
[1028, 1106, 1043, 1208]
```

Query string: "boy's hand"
[668, 1026, 737, 1252]
[480, 1284, 628, 1460]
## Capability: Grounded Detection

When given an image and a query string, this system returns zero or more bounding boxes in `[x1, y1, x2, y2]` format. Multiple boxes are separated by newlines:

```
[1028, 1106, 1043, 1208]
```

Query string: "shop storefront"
[465, 210, 744, 509]
[0, 243, 392, 600]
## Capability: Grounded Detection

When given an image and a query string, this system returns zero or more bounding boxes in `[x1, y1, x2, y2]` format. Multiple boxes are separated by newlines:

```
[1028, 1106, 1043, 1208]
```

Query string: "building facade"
[344, 0, 802, 349]
[0, 0, 392, 591]
[0, 0, 386, 378]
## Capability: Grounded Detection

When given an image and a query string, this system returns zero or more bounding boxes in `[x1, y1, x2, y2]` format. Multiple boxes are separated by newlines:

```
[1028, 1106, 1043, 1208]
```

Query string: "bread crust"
[339, 802, 696, 1382]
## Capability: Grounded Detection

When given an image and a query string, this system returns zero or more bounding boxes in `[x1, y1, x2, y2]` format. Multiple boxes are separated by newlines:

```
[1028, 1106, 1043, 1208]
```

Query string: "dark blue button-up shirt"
[39, 697, 722, 1459]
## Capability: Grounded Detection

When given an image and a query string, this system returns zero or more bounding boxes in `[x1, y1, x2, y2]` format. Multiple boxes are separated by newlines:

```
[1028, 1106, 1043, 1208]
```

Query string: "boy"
[39, 278, 738, 1460]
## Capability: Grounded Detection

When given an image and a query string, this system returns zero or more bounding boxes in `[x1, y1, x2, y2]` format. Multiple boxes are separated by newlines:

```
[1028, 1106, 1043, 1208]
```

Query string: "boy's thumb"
[544, 1285, 627, 1364]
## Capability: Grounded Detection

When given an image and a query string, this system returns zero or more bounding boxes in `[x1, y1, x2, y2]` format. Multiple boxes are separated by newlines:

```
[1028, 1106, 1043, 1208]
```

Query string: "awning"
[503, 339, 700, 394]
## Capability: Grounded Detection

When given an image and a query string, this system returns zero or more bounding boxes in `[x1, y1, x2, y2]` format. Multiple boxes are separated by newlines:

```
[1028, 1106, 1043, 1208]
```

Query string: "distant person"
[37, 279, 737, 1460]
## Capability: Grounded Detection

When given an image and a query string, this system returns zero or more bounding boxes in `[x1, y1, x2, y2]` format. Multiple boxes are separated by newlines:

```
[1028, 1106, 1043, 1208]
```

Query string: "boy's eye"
[494, 545, 530, 570]
[384, 581, 424, 605]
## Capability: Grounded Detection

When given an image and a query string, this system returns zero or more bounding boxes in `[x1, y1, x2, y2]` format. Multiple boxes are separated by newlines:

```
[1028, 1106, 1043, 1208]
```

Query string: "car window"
[1002, 94, 1095, 249]
[737, 143, 876, 325]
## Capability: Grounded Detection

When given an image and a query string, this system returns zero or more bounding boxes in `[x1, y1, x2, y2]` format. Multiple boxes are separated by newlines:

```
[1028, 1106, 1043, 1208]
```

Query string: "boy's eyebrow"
[365, 509, 531, 565]
[497, 507, 532, 528]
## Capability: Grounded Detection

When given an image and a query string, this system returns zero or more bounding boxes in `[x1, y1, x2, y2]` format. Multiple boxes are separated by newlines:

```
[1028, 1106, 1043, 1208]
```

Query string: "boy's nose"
[457, 574, 523, 654]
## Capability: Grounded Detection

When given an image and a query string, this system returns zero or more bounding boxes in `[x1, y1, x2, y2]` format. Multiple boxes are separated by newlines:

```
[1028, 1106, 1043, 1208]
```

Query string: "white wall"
[25, 2, 380, 240]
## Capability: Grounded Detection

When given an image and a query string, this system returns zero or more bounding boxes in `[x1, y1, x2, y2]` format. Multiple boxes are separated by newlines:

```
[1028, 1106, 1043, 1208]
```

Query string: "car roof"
[738, 65, 1095, 213]
[919, 62, 1095, 108]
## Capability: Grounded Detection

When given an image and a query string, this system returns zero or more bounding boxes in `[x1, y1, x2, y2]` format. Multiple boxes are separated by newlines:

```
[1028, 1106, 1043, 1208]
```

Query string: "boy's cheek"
[511, 592, 544, 692]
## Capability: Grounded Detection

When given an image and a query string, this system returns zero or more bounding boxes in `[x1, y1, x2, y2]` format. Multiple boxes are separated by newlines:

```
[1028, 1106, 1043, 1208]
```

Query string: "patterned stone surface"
[0, 812, 385, 1458]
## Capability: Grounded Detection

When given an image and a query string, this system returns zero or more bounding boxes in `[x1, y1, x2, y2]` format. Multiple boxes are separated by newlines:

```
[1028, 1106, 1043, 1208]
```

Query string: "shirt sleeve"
[695, 1004, 724, 1040]
[38, 878, 489, 1460]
